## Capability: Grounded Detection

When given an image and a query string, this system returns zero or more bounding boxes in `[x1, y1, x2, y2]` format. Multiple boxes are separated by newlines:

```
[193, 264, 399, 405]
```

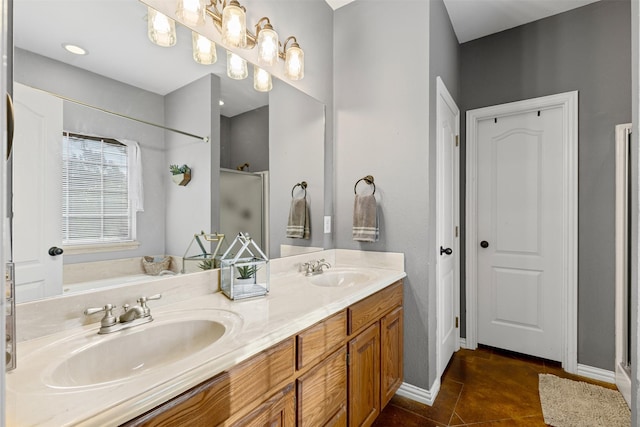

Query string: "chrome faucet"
[84, 294, 162, 334]
[301, 259, 331, 276]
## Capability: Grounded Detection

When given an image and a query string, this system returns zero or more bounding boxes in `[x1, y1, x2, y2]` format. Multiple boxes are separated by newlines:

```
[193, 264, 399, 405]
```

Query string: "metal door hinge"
[455, 317, 459, 328]
[455, 135, 459, 147]
[455, 226, 459, 238]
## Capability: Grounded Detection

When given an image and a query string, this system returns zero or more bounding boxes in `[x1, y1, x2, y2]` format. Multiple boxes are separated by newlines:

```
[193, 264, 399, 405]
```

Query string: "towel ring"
[354, 175, 375, 195]
[291, 181, 308, 198]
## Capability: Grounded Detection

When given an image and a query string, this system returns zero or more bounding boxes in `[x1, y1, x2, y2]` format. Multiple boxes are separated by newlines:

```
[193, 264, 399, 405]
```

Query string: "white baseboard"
[576, 363, 615, 384]
[395, 379, 441, 406]
[459, 338, 467, 349]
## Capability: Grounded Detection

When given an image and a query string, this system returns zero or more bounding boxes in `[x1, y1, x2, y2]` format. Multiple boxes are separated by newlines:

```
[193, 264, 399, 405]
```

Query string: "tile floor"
[373, 346, 619, 426]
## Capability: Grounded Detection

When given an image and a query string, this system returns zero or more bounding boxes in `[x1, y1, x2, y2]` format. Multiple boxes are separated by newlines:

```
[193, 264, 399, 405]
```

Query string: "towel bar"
[291, 181, 308, 198]
[354, 175, 375, 195]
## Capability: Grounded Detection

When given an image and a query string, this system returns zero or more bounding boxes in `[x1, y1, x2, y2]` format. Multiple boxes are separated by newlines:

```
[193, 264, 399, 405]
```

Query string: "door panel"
[477, 107, 563, 361]
[13, 83, 63, 302]
[436, 78, 459, 377]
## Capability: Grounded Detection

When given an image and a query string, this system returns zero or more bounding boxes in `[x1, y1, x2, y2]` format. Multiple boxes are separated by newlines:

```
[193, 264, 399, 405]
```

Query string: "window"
[62, 133, 136, 245]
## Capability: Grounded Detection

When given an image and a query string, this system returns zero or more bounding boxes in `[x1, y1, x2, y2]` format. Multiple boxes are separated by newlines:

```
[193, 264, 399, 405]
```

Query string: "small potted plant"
[236, 265, 258, 284]
[170, 164, 191, 186]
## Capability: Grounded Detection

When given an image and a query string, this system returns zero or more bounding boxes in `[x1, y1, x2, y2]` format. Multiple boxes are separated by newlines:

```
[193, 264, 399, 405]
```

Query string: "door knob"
[480, 241, 489, 248]
[48, 246, 64, 256]
[440, 246, 453, 256]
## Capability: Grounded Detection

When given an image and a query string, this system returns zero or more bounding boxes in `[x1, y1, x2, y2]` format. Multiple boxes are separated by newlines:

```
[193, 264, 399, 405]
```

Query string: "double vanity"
[7, 249, 406, 426]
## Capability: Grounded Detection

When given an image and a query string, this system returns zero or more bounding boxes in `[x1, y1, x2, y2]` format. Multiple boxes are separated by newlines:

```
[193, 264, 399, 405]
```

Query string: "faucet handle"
[84, 304, 115, 316]
[137, 294, 162, 317]
[84, 304, 117, 328]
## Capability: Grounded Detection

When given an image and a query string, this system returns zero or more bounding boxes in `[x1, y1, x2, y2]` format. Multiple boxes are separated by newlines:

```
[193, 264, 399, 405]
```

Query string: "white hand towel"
[353, 194, 379, 242]
[286, 197, 310, 239]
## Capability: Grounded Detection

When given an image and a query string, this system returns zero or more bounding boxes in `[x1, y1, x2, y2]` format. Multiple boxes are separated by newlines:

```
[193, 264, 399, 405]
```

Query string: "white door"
[476, 106, 564, 361]
[13, 83, 64, 302]
[436, 77, 460, 377]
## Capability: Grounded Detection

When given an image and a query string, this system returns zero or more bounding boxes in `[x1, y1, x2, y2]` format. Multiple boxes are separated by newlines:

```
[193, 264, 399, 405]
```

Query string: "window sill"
[62, 241, 141, 255]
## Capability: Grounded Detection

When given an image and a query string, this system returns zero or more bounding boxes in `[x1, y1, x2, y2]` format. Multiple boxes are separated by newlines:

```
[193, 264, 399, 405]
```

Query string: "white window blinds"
[62, 133, 134, 245]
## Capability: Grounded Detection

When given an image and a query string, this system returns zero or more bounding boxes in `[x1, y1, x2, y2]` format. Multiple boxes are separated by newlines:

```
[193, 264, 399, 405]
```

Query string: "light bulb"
[147, 7, 176, 47]
[227, 51, 248, 80]
[254, 66, 272, 92]
[176, 0, 205, 27]
[192, 32, 217, 65]
[285, 44, 304, 80]
[257, 25, 278, 66]
[221, 1, 247, 48]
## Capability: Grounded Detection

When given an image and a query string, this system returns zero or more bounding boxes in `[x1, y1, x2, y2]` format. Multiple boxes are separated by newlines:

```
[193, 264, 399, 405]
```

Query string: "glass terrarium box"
[220, 233, 269, 300]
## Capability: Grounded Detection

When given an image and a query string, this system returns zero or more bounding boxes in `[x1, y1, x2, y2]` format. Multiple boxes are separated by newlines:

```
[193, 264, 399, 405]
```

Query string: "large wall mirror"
[12, 0, 326, 303]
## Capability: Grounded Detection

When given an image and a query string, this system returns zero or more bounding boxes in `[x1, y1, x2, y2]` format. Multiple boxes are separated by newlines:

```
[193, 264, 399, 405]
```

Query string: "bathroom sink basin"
[44, 310, 241, 388]
[308, 269, 376, 287]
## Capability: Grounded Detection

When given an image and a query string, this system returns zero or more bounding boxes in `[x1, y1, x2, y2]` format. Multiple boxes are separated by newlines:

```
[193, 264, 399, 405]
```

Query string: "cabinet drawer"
[348, 281, 403, 336]
[122, 338, 295, 426]
[297, 310, 346, 371]
[297, 347, 347, 427]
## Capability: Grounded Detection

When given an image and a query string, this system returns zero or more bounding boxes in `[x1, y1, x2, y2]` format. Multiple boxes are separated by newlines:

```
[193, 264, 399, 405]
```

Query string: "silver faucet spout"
[119, 305, 145, 323]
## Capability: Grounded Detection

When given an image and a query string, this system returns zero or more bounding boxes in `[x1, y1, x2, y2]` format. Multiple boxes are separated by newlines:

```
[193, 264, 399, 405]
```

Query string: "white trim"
[459, 337, 468, 349]
[465, 91, 579, 374]
[62, 241, 141, 255]
[577, 364, 616, 384]
[396, 379, 441, 406]
[435, 76, 461, 380]
[614, 123, 632, 406]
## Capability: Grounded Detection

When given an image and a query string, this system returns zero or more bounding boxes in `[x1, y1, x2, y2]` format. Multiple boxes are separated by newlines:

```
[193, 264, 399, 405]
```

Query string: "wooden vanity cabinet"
[121, 280, 403, 427]
[347, 281, 403, 427]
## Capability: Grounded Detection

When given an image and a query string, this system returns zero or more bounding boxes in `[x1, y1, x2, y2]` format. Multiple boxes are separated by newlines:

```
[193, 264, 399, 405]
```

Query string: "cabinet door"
[231, 384, 295, 427]
[381, 306, 403, 408]
[348, 323, 380, 427]
[297, 347, 347, 427]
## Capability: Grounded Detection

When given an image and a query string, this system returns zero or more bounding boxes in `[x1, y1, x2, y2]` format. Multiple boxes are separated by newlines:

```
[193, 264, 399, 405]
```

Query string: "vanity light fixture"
[192, 32, 217, 64]
[148, 7, 177, 47]
[146, 1, 305, 86]
[176, 0, 206, 27]
[62, 43, 87, 55]
[227, 51, 248, 80]
[255, 17, 278, 66]
[253, 66, 272, 92]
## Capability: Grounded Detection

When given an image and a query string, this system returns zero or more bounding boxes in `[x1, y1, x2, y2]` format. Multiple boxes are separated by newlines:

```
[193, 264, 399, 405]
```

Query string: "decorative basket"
[142, 256, 172, 275]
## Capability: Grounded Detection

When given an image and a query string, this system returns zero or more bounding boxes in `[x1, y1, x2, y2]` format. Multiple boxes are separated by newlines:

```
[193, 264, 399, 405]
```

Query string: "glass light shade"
[285, 45, 304, 80]
[227, 51, 248, 80]
[253, 66, 272, 92]
[176, 0, 205, 26]
[257, 27, 278, 66]
[192, 32, 217, 64]
[147, 7, 176, 47]
[221, 3, 247, 48]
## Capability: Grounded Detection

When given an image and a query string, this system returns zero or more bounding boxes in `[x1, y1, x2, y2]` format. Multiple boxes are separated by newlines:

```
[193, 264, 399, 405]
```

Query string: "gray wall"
[269, 80, 325, 257]
[334, 0, 431, 389]
[222, 106, 269, 172]
[164, 74, 221, 257]
[13, 48, 167, 264]
[459, 0, 631, 370]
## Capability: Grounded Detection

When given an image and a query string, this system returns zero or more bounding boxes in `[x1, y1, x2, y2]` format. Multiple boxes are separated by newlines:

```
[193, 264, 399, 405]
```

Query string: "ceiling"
[325, 0, 600, 43]
[13, 0, 267, 117]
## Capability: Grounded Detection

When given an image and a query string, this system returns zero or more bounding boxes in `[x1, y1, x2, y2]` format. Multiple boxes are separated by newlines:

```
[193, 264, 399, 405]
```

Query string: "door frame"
[435, 76, 460, 377]
[465, 91, 578, 373]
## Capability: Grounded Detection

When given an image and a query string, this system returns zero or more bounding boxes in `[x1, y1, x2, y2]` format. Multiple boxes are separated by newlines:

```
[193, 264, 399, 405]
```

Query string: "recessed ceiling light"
[219, 100, 225, 106]
[62, 43, 88, 55]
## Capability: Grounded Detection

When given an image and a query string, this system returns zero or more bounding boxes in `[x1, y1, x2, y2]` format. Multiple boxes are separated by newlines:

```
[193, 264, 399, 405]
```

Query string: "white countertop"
[6, 265, 405, 427]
